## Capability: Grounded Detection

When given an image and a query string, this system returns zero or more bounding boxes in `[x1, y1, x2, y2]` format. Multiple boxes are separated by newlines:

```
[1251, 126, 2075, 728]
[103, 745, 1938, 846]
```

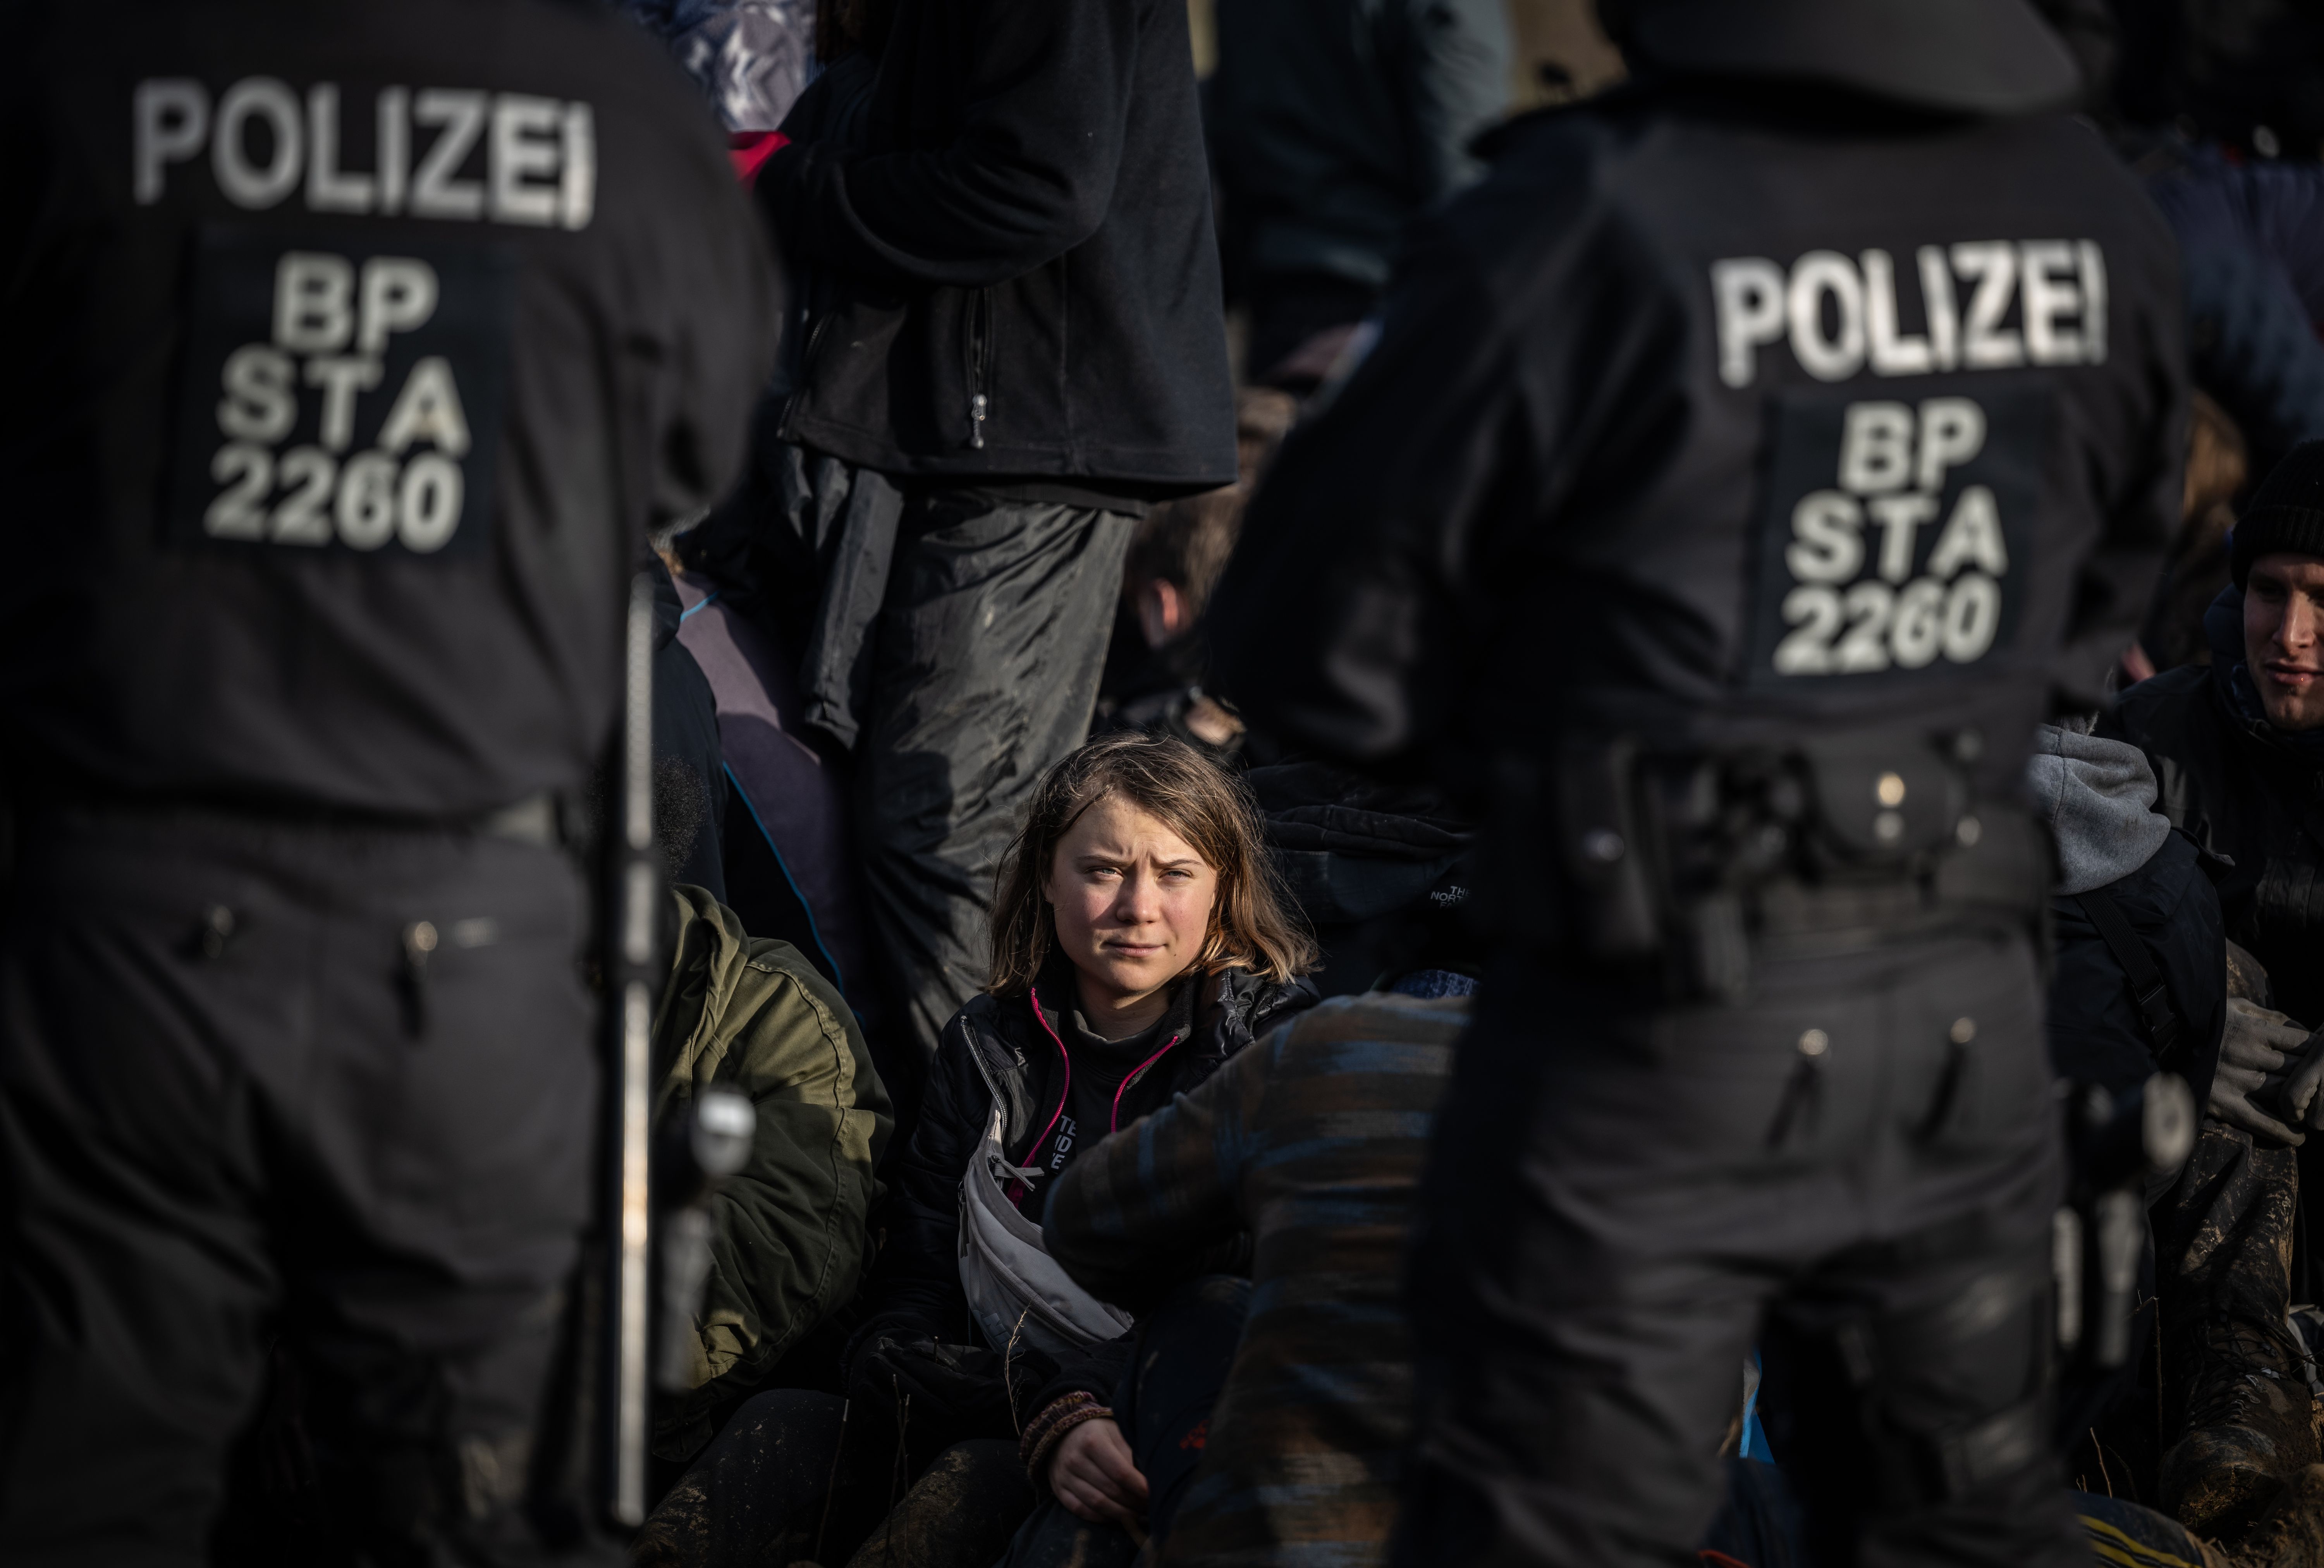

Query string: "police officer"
[0, 2, 778, 1561]
[1206, 1, 2186, 1562]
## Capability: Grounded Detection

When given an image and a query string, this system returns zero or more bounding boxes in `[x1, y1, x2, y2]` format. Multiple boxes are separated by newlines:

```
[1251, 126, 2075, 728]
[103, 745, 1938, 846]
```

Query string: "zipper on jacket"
[966, 288, 993, 450]
[1009, 984, 1072, 1206]
[1111, 1034, 1184, 1133]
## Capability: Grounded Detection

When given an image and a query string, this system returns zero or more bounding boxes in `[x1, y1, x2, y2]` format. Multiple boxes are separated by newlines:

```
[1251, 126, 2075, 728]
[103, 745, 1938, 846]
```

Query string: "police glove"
[2271, 1022, 2324, 1133]
[2212, 997, 2312, 1146]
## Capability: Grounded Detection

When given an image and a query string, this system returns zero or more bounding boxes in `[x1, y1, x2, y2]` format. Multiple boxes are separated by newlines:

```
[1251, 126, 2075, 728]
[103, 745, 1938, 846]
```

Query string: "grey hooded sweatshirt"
[2030, 721, 2225, 1111]
[2026, 723, 2174, 895]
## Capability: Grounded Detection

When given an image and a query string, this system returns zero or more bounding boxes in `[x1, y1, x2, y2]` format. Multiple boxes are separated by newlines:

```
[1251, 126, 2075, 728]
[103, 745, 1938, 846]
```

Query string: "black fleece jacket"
[851, 965, 1316, 1410]
[2108, 657, 2324, 1029]
[757, 0, 1237, 486]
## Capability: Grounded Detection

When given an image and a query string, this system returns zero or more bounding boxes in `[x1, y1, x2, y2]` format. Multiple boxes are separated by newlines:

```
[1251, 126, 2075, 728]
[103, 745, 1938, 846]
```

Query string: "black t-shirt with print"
[1012, 975, 1198, 1221]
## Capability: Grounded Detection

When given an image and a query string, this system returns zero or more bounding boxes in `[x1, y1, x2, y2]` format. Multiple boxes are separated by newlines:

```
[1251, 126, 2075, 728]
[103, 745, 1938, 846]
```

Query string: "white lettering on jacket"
[1711, 242, 2107, 388]
[203, 250, 475, 553]
[1771, 397, 2008, 678]
[134, 76, 596, 230]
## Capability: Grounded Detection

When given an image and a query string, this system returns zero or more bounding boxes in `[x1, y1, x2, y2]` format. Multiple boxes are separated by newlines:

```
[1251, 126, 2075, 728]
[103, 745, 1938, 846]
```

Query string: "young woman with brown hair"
[637, 732, 1316, 1568]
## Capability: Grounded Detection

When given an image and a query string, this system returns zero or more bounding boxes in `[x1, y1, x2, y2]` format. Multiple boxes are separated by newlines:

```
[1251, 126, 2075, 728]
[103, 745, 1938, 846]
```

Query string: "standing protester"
[1206, 1, 2186, 1562]
[753, 0, 1239, 1077]
[0, 3, 779, 1562]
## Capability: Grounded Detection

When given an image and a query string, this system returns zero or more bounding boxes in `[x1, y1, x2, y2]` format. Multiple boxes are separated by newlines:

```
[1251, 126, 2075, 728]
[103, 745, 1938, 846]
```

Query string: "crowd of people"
[613, 1, 2324, 1561]
[10, 1, 2324, 1566]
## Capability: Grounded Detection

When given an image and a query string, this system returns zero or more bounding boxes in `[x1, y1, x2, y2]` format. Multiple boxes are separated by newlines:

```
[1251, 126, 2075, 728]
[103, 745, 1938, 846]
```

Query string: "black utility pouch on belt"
[1505, 726, 2033, 1007]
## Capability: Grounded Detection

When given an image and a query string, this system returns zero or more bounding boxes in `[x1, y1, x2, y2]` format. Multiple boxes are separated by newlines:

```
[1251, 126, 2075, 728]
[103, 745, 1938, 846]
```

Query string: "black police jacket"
[756, 0, 1237, 489]
[1209, 80, 2185, 846]
[0, 0, 781, 816]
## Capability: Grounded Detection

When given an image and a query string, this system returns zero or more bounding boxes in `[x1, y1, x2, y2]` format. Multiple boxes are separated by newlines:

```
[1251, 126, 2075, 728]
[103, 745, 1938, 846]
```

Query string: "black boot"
[2215, 1463, 2324, 1567]
[2160, 1316, 2322, 1535]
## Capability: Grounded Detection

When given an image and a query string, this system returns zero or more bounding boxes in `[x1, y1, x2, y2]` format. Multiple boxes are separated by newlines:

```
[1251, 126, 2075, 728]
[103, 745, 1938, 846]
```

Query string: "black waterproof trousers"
[0, 807, 602, 1567]
[857, 492, 1135, 1072]
[1400, 929, 2083, 1568]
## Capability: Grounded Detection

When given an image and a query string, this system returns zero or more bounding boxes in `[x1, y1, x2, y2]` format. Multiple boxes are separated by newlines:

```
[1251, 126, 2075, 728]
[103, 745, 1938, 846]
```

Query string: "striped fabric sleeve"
[1041, 1027, 1275, 1312]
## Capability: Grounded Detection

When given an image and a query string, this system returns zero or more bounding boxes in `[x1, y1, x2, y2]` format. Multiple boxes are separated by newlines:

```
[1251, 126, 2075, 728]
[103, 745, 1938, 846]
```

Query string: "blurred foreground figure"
[0, 3, 777, 1561]
[1207, 0, 2187, 1562]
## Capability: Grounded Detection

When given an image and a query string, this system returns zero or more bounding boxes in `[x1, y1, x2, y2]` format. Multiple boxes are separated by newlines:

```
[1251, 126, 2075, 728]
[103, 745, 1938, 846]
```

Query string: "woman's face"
[1043, 795, 1219, 1011]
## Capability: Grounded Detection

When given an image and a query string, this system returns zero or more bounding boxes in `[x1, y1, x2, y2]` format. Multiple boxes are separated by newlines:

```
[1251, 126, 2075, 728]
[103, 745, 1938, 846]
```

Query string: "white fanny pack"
[956, 1053, 1135, 1360]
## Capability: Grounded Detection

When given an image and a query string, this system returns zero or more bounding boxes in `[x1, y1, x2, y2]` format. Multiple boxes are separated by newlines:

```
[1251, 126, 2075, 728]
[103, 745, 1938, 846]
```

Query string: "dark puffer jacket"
[852, 965, 1317, 1407]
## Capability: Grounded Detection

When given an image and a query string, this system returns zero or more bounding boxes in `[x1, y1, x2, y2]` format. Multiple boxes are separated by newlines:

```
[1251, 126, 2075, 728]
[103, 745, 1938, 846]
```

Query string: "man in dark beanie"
[2108, 439, 2324, 1528]
[2116, 441, 2324, 1026]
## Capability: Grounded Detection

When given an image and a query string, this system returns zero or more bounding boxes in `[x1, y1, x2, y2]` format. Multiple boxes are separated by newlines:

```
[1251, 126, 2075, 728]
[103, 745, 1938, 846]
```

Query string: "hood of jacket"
[1251, 761, 1473, 927]
[2026, 723, 2173, 896]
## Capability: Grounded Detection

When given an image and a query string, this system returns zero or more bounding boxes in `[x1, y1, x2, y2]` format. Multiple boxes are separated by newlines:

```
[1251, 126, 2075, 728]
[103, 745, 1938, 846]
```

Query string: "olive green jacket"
[652, 886, 892, 1458]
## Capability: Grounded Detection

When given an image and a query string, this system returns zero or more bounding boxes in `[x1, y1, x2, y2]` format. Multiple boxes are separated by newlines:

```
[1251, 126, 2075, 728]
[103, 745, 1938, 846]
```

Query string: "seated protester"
[635, 732, 1318, 1568]
[650, 884, 894, 1465]
[2107, 443, 2324, 1521]
[2034, 721, 2225, 1120]
[1043, 979, 1471, 1566]
[2107, 440, 2324, 1036]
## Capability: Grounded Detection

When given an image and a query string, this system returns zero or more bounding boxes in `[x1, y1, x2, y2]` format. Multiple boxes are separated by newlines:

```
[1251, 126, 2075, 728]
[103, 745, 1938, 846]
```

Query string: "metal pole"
[603, 572, 658, 1530]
